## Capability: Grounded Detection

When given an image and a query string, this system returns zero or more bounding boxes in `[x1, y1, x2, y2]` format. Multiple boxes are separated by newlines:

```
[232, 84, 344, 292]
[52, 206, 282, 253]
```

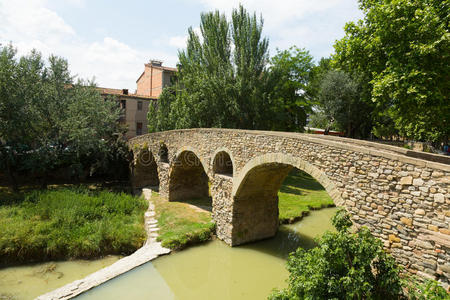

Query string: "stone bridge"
[129, 128, 450, 284]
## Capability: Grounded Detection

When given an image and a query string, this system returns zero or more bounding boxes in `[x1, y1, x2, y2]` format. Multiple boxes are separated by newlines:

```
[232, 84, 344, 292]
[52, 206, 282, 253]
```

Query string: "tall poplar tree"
[148, 5, 271, 131]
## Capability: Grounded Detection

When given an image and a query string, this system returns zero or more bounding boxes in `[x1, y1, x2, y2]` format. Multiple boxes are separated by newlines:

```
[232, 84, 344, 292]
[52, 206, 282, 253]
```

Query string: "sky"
[0, 0, 363, 90]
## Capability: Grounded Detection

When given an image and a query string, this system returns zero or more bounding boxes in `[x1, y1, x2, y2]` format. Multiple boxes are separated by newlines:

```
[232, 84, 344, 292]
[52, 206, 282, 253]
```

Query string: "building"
[99, 60, 177, 139]
[136, 60, 177, 98]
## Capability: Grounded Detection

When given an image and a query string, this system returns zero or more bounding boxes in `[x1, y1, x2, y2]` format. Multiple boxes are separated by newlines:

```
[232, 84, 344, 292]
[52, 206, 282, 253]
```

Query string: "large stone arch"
[131, 149, 159, 188]
[168, 147, 210, 202]
[230, 153, 343, 245]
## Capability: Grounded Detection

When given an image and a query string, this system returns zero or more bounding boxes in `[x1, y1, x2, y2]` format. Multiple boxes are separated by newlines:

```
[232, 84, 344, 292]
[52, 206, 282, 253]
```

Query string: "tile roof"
[97, 87, 157, 100]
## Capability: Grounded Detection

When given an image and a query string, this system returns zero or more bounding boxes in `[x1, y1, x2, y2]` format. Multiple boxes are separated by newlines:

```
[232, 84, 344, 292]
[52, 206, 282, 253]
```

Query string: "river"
[77, 207, 338, 300]
[0, 207, 337, 300]
[0, 256, 120, 300]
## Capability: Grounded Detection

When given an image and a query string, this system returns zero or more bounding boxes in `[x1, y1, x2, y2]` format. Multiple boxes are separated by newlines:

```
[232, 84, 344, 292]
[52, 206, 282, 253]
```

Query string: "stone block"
[400, 217, 413, 226]
[434, 193, 445, 203]
[414, 209, 425, 216]
[413, 178, 424, 186]
[399, 176, 413, 185]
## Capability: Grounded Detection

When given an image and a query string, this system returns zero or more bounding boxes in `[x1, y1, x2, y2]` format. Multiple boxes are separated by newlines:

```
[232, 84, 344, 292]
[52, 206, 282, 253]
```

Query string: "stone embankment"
[36, 188, 170, 300]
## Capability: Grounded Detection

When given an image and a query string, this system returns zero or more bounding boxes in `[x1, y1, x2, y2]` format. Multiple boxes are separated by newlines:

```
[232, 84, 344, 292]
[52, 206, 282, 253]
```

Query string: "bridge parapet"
[129, 128, 450, 286]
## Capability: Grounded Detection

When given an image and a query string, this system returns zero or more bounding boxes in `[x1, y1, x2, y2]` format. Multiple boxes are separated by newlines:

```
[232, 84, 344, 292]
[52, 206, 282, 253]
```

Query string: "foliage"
[0, 44, 129, 190]
[402, 275, 449, 300]
[278, 168, 334, 223]
[306, 57, 332, 104]
[317, 70, 373, 138]
[266, 47, 314, 132]
[307, 110, 338, 131]
[334, 0, 449, 143]
[153, 192, 215, 249]
[269, 209, 403, 300]
[0, 187, 147, 264]
[148, 6, 314, 133]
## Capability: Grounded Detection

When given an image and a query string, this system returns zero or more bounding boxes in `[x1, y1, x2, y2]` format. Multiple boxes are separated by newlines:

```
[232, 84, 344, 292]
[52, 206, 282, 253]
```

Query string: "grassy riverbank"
[0, 187, 147, 265]
[153, 193, 215, 250]
[278, 169, 334, 223]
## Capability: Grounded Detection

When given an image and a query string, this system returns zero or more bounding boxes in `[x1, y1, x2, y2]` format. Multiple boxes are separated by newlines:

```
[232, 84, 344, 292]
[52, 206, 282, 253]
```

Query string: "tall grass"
[0, 187, 147, 265]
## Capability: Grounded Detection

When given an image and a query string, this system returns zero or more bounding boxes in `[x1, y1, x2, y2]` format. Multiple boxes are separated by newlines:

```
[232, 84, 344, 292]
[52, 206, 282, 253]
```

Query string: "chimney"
[150, 60, 162, 67]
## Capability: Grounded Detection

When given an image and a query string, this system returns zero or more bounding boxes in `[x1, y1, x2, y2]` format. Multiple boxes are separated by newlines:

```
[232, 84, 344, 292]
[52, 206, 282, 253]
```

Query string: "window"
[136, 122, 143, 136]
[120, 100, 126, 109]
[137, 101, 143, 111]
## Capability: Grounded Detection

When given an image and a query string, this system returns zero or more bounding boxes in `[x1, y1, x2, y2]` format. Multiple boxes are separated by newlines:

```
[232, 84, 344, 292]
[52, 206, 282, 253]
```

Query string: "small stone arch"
[168, 148, 209, 202]
[230, 153, 343, 245]
[132, 149, 159, 188]
[212, 148, 234, 176]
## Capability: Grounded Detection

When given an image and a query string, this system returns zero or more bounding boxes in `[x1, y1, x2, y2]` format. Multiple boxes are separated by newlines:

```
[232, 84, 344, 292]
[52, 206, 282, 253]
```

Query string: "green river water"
[0, 207, 337, 300]
[77, 207, 338, 300]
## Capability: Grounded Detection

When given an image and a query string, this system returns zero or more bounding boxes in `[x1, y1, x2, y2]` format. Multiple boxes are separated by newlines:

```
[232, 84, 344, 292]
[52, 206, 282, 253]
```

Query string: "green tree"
[267, 47, 314, 132]
[269, 209, 403, 300]
[334, 0, 449, 144]
[307, 57, 332, 103]
[150, 6, 319, 132]
[0, 44, 128, 190]
[148, 5, 269, 131]
[317, 70, 373, 138]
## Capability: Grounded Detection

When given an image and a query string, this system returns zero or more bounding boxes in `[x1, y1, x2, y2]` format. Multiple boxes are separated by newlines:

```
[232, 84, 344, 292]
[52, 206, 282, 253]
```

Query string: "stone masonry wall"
[129, 128, 450, 286]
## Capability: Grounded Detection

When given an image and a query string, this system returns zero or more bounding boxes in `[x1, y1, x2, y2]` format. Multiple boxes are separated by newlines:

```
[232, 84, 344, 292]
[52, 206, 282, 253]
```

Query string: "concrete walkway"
[36, 188, 170, 300]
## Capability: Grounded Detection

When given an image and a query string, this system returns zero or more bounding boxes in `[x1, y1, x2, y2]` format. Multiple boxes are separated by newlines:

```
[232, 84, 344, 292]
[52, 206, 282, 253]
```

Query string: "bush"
[269, 209, 449, 299]
[269, 209, 402, 299]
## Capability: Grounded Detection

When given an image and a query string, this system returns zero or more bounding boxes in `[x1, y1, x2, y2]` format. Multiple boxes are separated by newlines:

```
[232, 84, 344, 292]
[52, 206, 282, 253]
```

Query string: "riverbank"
[35, 188, 171, 300]
[153, 193, 215, 249]
[0, 186, 147, 265]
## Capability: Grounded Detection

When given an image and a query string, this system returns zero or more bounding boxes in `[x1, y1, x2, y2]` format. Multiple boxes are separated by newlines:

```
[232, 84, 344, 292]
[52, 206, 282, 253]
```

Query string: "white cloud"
[0, 0, 177, 89]
[169, 35, 188, 49]
[0, 0, 75, 44]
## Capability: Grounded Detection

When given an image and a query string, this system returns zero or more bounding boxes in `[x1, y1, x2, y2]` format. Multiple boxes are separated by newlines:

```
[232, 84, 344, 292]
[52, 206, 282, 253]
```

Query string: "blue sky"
[0, 0, 362, 90]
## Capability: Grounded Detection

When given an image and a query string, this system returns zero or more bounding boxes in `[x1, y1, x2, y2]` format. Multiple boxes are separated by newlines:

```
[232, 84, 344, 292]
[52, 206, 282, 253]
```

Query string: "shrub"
[269, 209, 402, 299]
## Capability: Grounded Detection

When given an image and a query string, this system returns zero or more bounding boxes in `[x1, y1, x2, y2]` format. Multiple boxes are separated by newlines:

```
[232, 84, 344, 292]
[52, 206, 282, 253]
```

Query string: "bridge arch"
[131, 149, 159, 188]
[212, 148, 234, 176]
[231, 153, 343, 245]
[168, 147, 209, 202]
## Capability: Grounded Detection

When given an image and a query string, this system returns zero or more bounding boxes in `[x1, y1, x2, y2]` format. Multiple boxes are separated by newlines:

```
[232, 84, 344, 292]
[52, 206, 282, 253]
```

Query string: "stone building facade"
[129, 128, 450, 286]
